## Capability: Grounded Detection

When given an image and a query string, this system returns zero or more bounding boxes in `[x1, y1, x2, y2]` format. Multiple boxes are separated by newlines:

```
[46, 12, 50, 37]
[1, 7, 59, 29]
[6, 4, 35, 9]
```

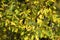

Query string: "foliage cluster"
[0, 0, 60, 40]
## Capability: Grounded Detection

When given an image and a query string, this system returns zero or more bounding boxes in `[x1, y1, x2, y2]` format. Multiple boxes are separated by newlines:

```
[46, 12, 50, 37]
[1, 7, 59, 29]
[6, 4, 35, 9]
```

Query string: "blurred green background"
[0, 0, 60, 40]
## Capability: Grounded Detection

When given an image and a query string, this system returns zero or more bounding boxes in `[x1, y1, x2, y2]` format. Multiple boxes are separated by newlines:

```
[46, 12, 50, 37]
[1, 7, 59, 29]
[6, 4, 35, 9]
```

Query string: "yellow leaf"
[0, 14, 2, 18]
[14, 28, 18, 33]
[5, 19, 10, 26]
[51, 0, 56, 2]
[8, 27, 11, 30]
[27, 9, 31, 14]
[39, 15, 44, 19]
[34, 1, 39, 5]
[53, 6, 56, 9]
[31, 35, 34, 40]
[15, 9, 19, 14]
[24, 36, 28, 40]
[37, 19, 43, 24]
[11, 22, 16, 26]
[25, 0, 29, 2]
[12, 28, 15, 32]
[3, 28, 6, 32]
[21, 32, 24, 35]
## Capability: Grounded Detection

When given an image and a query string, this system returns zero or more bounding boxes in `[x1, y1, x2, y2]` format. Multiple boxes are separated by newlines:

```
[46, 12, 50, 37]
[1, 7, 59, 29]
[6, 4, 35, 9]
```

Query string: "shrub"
[0, 0, 60, 40]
